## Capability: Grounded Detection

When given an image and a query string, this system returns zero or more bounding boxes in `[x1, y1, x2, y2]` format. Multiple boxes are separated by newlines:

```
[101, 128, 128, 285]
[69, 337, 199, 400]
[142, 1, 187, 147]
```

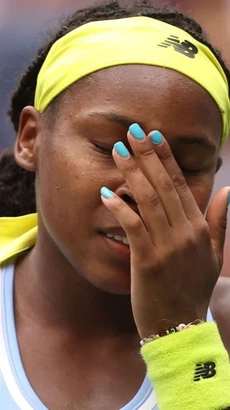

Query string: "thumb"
[206, 187, 230, 267]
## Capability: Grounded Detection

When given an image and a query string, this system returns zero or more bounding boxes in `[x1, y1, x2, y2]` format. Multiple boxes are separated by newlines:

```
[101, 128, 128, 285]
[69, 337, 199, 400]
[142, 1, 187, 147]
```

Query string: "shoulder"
[211, 276, 230, 315]
[210, 276, 230, 354]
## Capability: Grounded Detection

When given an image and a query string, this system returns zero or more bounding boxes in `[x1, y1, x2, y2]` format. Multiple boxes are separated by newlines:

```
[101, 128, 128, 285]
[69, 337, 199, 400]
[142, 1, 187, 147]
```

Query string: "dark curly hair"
[0, 148, 36, 216]
[1, 0, 229, 217]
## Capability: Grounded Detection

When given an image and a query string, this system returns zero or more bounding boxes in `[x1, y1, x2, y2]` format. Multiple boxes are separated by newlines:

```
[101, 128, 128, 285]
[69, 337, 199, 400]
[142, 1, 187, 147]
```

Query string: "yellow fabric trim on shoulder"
[34, 16, 230, 145]
[0, 214, 37, 263]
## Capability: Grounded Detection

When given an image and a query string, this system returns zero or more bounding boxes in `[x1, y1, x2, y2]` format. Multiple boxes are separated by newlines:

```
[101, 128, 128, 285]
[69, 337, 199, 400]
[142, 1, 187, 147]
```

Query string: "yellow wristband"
[141, 322, 230, 410]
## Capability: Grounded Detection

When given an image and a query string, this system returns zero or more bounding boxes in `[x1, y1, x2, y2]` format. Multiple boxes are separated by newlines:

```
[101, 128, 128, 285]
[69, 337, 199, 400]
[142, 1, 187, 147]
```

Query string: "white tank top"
[0, 261, 213, 410]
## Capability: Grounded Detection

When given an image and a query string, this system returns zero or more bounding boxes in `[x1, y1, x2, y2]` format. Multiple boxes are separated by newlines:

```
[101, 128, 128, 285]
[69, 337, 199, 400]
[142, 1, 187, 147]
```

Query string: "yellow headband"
[35, 16, 230, 145]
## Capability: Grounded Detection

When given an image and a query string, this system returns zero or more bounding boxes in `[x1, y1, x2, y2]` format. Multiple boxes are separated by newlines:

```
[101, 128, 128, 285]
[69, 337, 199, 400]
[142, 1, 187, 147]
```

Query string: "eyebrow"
[87, 111, 137, 128]
[87, 111, 218, 151]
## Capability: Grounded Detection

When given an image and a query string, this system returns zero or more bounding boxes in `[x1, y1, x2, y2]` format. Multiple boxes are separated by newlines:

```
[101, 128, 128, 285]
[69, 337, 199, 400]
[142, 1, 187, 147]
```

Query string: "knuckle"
[171, 171, 187, 191]
[197, 222, 210, 239]
[126, 215, 143, 232]
[175, 231, 196, 251]
[141, 147, 156, 158]
[158, 175, 174, 193]
[142, 188, 160, 207]
[124, 161, 139, 175]
[184, 233, 196, 248]
[183, 234, 197, 252]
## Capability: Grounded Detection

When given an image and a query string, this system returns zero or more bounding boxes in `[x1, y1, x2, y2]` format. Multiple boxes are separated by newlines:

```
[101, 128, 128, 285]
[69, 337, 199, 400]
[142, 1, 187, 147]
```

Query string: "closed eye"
[93, 143, 113, 156]
[180, 167, 207, 176]
[181, 168, 201, 175]
[93, 143, 206, 175]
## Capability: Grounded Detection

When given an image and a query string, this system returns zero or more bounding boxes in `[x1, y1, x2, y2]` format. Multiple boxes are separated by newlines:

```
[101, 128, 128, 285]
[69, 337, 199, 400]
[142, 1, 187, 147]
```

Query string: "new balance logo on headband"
[158, 35, 198, 58]
[194, 362, 216, 381]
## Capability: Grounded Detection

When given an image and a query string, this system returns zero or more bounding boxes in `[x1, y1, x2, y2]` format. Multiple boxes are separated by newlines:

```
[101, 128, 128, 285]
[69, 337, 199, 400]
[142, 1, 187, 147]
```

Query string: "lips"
[100, 229, 131, 259]
[100, 227, 129, 246]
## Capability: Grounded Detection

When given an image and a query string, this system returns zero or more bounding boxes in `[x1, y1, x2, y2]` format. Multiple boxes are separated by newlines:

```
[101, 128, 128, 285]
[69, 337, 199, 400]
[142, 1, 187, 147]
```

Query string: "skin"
[14, 65, 229, 410]
[211, 277, 230, 353]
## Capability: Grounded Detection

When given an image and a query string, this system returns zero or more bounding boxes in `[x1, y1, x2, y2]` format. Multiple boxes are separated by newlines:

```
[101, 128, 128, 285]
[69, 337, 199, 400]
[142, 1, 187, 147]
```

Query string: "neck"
[15, 229, 136, 340]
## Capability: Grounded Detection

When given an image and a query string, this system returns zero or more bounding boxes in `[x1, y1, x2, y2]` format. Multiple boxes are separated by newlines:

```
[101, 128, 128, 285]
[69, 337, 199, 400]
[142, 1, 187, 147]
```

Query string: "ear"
[14, 106, 42, 172]
[215, 156, 222, 173]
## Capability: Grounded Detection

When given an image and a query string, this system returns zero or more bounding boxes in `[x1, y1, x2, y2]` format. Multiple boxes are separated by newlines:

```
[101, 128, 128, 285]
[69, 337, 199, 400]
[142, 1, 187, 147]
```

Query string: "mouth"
[100, 231, 130, 259]
[105, 233, 129, 245]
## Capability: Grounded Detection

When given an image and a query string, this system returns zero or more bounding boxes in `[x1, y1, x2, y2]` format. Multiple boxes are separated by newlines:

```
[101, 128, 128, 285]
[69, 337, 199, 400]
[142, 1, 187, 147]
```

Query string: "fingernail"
[129, 123, 145, 140]
[150, 130, 163, 145]
[114, 141, 130, 157]
[100, 187, 114, 199]
[227, 192, 230, 206]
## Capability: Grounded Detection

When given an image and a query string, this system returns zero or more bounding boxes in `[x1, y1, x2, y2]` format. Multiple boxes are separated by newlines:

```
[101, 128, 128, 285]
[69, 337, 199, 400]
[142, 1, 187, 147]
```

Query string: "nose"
[114, 185, 139, 214]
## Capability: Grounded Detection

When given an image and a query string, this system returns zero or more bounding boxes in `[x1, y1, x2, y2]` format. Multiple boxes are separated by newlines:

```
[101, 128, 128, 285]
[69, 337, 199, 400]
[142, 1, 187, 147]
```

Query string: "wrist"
[138, 310, 206, 339]
[141, 322, 230, 410]
[140, 319, 204, 346]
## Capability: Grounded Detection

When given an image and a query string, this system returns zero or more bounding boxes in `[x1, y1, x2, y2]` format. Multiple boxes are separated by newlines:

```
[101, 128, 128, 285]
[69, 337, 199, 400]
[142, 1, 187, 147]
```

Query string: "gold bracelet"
[140, 319, 204, 346]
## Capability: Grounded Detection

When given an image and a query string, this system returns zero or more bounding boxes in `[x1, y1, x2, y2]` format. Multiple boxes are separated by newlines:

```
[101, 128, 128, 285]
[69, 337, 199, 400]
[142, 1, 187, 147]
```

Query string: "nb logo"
[158, 35, 198, 58]
[194, 361, 216, 381]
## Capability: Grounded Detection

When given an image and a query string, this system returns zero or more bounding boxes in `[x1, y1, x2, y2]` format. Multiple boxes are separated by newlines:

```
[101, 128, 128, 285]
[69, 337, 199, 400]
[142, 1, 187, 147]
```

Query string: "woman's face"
[26, 65, 222, 294]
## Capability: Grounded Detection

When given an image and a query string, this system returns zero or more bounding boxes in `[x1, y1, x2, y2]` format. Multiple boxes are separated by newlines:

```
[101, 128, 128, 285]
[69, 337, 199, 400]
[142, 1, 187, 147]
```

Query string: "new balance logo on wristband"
[194, 362, 216, 381]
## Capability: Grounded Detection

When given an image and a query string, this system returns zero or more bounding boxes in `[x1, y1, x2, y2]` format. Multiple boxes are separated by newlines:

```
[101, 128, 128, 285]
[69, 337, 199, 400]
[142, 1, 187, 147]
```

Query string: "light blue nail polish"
[114, 141, 130, 157]
[227, 192, 230, 206]
[150, 130, 163, 145]
[129, 123, 145, 139]
[100, 187, 114, 199]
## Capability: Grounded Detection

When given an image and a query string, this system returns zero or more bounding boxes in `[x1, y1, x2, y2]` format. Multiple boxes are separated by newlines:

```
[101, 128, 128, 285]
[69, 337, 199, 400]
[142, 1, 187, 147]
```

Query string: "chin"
[88, 272, 131, 296]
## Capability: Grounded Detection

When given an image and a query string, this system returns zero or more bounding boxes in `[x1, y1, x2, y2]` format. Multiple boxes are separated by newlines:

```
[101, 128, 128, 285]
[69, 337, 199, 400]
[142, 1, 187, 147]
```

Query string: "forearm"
[141, 322, 230, 410]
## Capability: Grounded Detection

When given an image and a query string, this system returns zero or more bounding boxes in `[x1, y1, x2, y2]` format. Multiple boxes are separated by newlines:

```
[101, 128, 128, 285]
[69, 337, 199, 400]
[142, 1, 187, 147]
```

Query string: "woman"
[0, 1, 230, 409]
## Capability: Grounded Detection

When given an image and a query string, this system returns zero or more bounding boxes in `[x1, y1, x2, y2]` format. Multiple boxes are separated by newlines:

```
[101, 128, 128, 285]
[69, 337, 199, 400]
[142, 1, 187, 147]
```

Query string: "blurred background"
[0, 0, 230, 276]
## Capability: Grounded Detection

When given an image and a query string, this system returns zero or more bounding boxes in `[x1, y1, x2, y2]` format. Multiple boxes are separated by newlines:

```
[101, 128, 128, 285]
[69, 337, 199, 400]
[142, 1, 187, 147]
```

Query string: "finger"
[146, 129, 203, 221]
[111, 143, 170, 244]
[100, 186, 153, 260]
[127, 124, 188, 226]
[206, 187, 230, 268]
